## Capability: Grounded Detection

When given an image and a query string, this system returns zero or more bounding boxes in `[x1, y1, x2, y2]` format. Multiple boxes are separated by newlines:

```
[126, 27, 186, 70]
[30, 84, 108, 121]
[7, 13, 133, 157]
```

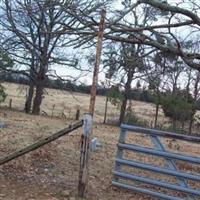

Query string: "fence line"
[0, 120, 83, 166]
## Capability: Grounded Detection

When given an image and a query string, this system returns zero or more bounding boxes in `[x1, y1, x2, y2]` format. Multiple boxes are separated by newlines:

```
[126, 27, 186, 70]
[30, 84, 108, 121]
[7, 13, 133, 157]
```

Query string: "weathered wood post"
[78, 113, 93, 197]
[78, 8, 105, 197]
[9, 99, 12, 109]
[76, 109, 80, 120]
[51, 104, 55, 118]
[89, 9, 106, 116]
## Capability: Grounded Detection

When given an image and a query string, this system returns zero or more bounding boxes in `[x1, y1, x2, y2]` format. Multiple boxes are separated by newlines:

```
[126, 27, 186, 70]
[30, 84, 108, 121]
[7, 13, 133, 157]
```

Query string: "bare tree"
[1, 0, 79, 114]
[60, 0, 200, 71]
[146, 57, 163, 128]
[188, 70, 200, 133]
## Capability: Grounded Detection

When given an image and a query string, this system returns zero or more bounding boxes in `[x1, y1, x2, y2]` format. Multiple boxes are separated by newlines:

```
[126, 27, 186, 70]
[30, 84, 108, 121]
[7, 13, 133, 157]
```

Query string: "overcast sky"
[53, 0, 200, 86]
[51, 1, 122, 85]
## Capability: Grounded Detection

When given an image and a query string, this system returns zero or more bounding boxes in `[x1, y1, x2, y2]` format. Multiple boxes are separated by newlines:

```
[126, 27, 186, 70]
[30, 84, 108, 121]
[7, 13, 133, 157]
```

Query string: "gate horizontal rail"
[113, 171, 200, 196]
[112, 181, 183, 200]
[113, 124, 200, 200]
[115, 158, 200, 182]
[118, 143, 200, 164]
[121, 124, 200, 143]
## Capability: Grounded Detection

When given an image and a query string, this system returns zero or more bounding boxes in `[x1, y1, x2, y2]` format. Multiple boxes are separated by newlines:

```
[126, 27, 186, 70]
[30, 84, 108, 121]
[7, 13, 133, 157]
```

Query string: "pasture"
[1, 83, 168, 125]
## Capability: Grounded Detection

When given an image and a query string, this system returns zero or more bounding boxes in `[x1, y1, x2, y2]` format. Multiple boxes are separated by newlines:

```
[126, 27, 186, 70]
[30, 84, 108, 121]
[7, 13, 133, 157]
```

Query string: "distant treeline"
[1, 73, 200, 109]
[0, 73, 106, 95]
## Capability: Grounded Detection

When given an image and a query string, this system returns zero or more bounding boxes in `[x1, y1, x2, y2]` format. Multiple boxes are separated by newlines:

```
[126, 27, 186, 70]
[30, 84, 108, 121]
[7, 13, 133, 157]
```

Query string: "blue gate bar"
[121, 124, 200, 143]
[112, 181, 183, 200]
[115, 158, 200, 182]
[118, 143, 200, 164]
[113, 171, 200, 196]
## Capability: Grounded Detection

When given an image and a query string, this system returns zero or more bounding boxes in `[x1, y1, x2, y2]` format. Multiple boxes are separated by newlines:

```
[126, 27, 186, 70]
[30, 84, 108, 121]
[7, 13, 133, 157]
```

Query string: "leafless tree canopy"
[56, 0, 200, 71]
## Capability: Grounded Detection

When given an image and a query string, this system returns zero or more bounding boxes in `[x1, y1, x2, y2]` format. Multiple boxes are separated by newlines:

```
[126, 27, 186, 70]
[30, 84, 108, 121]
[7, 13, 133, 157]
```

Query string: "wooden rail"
[0, 120, 83, 166]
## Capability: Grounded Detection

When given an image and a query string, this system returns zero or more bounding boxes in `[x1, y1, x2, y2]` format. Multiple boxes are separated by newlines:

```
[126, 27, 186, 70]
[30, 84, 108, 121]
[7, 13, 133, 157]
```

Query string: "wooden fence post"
[89, 9, 106, 116]
[76, 109, 80, 120]
[9, 99, 12, 109]
[78, 113, 93, 197]
[51, 104, 55, 118]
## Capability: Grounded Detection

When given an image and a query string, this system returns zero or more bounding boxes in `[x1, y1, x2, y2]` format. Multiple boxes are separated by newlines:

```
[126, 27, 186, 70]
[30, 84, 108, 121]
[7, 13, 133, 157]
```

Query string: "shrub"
[125, 111, 149, 127]
[0, 84, 7, 103]
[161, 91, 194, 122]
[107, 85, 123, 108]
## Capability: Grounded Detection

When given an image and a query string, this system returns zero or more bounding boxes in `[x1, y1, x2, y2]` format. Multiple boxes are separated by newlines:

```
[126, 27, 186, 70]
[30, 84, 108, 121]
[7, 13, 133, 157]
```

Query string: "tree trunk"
[189, 119, 193, 134]
[181, 121, 185, 133]
[24, 59, 36, 113]
[154, 102, 159, 128]
[103, 95, 108, 124]
[119, 71, 133, 125]
[24, 83, 34, 113]
[119, 97, 128, 125]
[172, 119, 176, 130]
[189, 72, 200, 134]
[154, 90, 160, 128]
[189, 113, 194, 134]
[32, 78, 45, 115]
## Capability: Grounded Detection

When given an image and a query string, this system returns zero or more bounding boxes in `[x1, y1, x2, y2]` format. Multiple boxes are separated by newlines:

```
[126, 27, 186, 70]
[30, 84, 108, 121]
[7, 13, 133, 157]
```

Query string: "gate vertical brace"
[78, 113, 93, 197]
[113, 128, 127, 181]
[150, 135, 195, 200]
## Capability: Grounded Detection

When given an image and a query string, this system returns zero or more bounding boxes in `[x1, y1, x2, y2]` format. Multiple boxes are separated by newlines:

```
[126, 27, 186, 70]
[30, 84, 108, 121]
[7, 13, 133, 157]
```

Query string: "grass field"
[1, 82, 169, 125]
[0, 83, 200, 200]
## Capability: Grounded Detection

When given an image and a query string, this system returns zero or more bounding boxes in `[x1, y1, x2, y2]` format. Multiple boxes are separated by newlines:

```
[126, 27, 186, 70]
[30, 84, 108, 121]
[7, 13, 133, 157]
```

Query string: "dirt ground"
[0, 83, 200, 200]
[0, 109, 200, 200]
[0, 109, 149, 200]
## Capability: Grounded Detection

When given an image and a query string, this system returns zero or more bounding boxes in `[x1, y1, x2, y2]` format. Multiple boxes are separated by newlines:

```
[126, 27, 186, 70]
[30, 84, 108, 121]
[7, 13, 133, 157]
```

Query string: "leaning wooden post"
[89, 9, 106, 116]
[78, 113, 93, 197]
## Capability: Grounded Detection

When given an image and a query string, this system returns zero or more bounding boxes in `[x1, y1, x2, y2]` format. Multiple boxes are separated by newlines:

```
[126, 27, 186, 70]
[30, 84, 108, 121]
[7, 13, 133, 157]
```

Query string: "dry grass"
[0, 83, 200, 200]
[3, 82, 200, 128]
[1, 82, 169, 125]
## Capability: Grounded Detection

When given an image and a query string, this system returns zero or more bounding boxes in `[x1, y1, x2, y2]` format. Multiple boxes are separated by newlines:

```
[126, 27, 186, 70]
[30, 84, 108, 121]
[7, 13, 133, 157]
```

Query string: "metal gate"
[113, 124, 200, 200]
